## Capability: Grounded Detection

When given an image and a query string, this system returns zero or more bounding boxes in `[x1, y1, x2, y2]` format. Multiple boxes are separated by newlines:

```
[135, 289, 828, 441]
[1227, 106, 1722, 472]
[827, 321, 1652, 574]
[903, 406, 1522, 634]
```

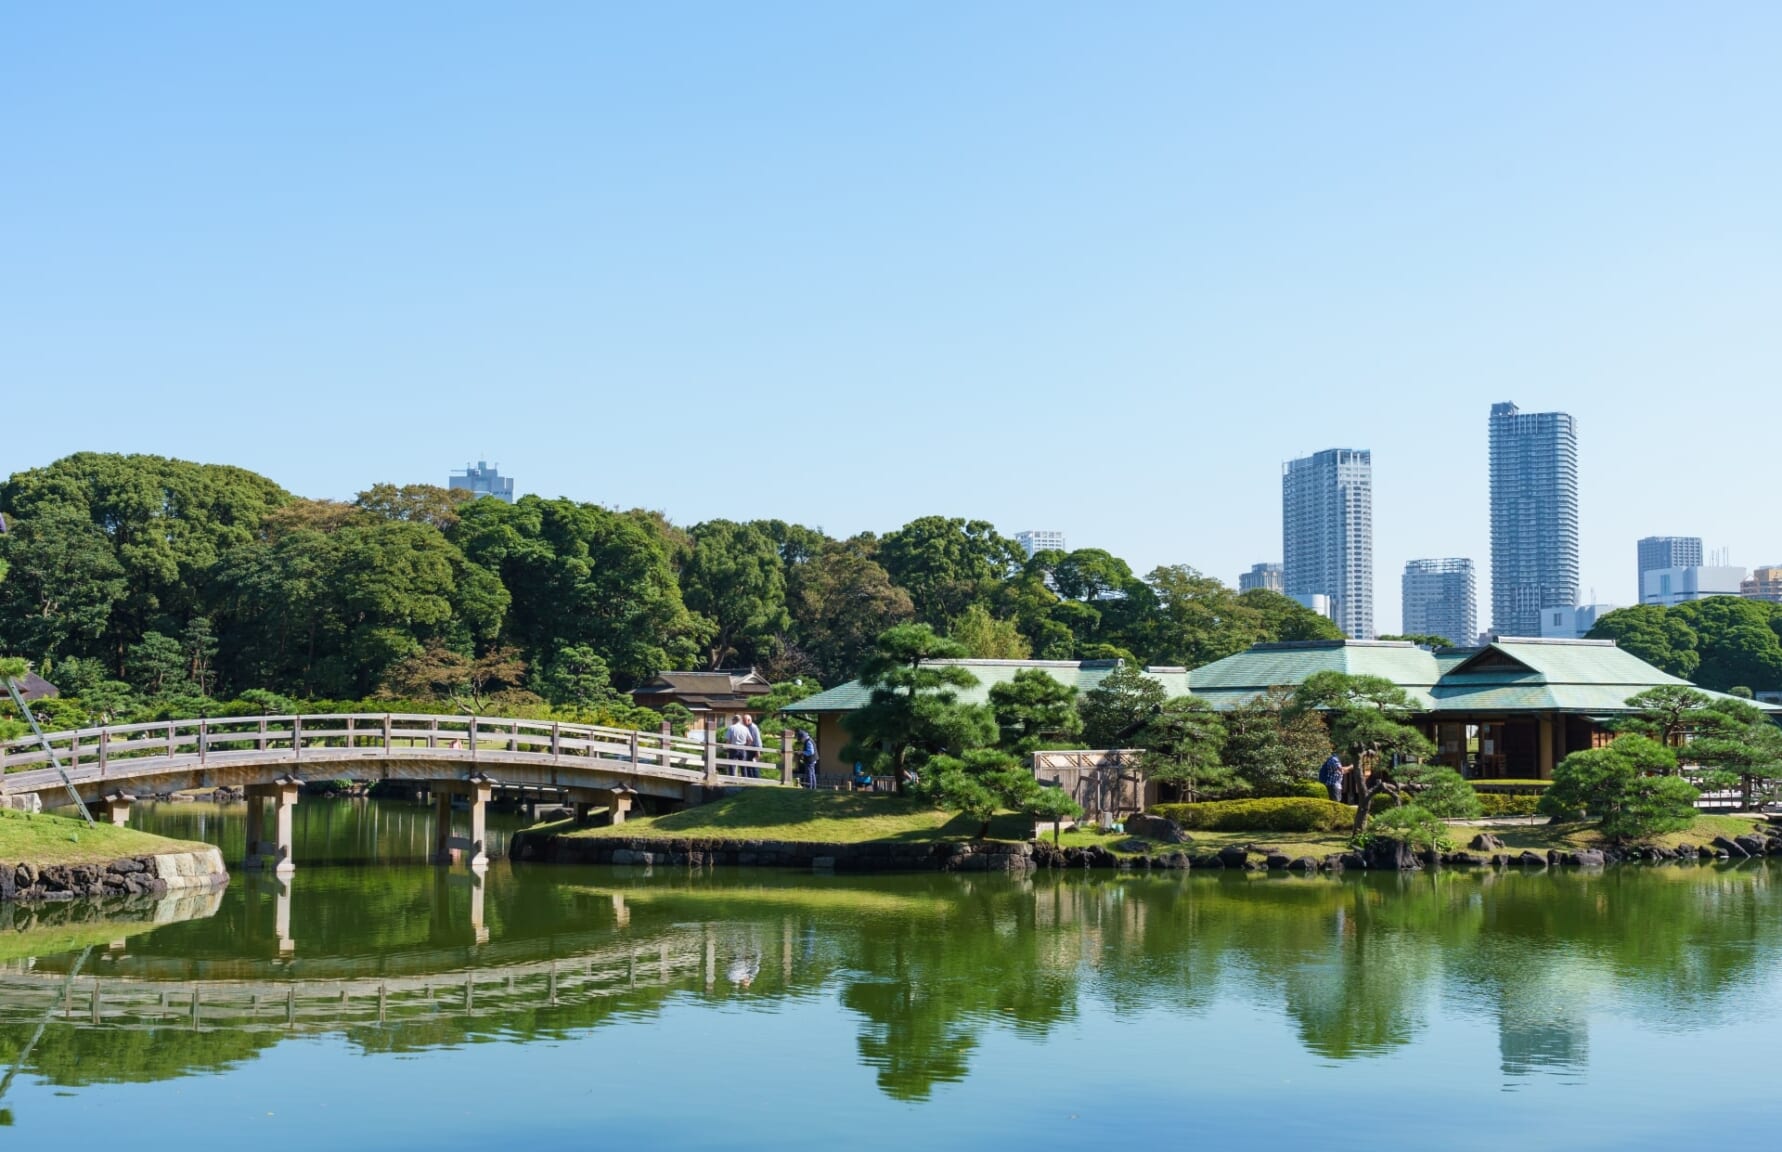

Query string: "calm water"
[0, 799, 1778, 1150]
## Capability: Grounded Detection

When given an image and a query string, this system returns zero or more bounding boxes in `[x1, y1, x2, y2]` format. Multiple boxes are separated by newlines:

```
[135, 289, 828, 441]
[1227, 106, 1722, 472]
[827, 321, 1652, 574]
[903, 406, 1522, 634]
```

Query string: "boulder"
[1363, 838, 1419, 871]
[1264, 853, 1293, 871]
[1712, 835, 1750, 859]
[1469, 832, 1505, 852]
[1289, 856, 1320, 872]
[1217, 845, 1251, 868]
[1446, 852, 1484, 867]
[1339, 851, 1367, 870]
[1515, 850, 1547, 868]
[1565, 849, 1605, 867]
[1124, 813, 1188, 844]
[1733, 835, 1767, 857]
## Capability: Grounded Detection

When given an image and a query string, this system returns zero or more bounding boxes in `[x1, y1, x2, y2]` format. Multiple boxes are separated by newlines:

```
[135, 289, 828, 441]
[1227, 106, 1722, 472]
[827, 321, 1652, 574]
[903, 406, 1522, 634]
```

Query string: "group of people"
[688, 714, 821, 785]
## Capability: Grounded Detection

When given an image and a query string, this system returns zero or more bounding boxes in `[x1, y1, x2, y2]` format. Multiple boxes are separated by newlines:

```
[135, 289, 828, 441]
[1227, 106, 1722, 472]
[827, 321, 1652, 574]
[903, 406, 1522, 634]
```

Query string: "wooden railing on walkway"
[0, 713, 792, 797]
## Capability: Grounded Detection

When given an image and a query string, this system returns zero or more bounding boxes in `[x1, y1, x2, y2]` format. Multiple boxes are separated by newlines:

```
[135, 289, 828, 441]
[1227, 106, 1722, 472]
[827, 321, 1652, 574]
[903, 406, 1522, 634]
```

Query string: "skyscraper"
[1488, 403, 1578, 636]
[1013, 530, 1066, 558]
[1238, 562, 1284, 593]
[1282, 448, 1374, 639]
[1637, 536, 1702, 601]
[1401, 558, 1476, 645]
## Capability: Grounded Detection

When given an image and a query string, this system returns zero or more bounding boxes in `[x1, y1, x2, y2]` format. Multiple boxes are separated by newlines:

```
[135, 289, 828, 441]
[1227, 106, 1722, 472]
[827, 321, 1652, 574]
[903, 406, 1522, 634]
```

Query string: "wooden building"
[629, 669, 772, 720]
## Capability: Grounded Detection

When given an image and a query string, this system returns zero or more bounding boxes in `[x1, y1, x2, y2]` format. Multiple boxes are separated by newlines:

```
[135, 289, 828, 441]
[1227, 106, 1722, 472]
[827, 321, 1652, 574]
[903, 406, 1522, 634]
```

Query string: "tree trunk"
[1053, 818, 1062, 845]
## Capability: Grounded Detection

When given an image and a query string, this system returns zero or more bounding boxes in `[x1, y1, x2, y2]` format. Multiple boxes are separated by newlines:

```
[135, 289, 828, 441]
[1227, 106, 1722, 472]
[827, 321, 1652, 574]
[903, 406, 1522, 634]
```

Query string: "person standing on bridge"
[743, 713, 762, 777]
[725, 715, 751, 776]
[795, 728, 817, 788]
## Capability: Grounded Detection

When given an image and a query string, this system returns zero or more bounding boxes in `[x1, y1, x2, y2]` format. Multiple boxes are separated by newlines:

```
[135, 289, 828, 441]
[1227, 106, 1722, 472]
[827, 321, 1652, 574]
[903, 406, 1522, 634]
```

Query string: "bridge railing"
[0, 713, 788, 791]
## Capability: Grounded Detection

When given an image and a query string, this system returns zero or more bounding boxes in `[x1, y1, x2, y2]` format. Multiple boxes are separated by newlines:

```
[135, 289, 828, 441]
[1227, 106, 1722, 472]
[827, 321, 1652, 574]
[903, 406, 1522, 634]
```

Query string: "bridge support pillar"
[244, 778, 299, 875]
[432, 777, 491, 871]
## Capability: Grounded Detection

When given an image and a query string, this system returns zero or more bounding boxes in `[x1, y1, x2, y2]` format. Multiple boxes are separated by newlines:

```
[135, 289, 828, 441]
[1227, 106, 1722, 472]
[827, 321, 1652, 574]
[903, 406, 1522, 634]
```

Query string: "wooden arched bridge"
[0, 713, 788, 871]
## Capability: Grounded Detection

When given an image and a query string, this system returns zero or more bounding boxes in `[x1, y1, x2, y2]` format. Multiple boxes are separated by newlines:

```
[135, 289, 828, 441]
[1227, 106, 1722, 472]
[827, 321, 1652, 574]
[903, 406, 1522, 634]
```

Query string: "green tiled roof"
[782, 659, 1192, 713]
[787, 641, 1781, 719]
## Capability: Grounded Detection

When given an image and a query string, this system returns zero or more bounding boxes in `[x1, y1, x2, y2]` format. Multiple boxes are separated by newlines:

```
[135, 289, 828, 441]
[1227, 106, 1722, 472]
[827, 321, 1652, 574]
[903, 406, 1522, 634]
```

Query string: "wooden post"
[628, 730, 640, 766]
[703, 737, 718, 786]
[551, 722, 561, 761]
[70, 731, 81, 772]
[383, 714, 392, 752]
[99, 729, 109, 777]
[293, 716, 303, 762]
[258, 717, 267, 752]
[345, 716, 356, 751]
[469, 717, 479, 763]
[428, 716, 439, 750]
[466, 776, 491, 870]
[166, 722, 176, 758]
[197, 719, 207, 766]
[781, 729, 794, 786]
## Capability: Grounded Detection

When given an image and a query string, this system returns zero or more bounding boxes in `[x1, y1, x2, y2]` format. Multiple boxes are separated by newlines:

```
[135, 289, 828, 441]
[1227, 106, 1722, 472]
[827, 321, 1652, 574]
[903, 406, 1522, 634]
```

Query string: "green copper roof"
[787, 640, 1780, 719]
[783, 659, 1192, 713]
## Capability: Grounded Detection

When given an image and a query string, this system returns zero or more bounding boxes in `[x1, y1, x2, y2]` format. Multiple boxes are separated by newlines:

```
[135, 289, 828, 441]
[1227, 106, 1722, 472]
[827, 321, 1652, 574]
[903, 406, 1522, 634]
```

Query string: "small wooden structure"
[629, 670, 771, 720]
[1031, 749, 1149, 823]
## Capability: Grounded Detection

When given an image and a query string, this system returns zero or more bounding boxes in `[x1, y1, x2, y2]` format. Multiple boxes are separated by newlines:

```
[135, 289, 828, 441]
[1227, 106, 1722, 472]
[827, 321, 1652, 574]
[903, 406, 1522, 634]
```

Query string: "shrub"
[1151, 797, 1352, 833]
[1287, 779, 1331, 800]
[1403, 766, 1482, 818]
[1473, 791, 1542, 817]
[1540, 736, 1696, 842]
[1364, 804, 1453, 852]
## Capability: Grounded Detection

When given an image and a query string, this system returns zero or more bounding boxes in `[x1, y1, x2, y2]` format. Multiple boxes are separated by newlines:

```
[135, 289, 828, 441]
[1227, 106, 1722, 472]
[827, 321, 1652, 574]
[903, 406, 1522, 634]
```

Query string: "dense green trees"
[1590, 598, 1782, 693]
[1539, 736, 1696, 841]
[840, 625, 996, 790]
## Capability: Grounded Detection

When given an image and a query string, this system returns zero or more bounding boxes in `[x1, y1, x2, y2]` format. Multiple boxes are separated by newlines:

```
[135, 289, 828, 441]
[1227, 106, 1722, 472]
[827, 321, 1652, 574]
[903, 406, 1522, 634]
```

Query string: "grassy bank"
[0, 808, 212, 867]
[534, 788, 1030, 844]
[527, 788, 1775, 862]
[1056, 812, 1775, 859]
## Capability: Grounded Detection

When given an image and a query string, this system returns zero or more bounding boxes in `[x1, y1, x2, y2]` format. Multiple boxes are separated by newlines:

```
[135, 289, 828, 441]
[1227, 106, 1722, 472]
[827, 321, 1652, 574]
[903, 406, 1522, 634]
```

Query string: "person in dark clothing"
[795, 729, 818, 788]
[1318, 754, 1347, 803]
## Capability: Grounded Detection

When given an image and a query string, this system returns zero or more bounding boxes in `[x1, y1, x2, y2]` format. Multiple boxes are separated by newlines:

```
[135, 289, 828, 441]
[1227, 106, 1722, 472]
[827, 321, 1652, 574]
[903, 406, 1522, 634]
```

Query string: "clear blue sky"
[5, 2, 1778, 630]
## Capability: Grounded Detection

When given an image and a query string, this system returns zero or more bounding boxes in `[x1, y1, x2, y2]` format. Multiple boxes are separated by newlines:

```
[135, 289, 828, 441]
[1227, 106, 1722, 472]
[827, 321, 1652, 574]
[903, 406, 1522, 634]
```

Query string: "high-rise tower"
[1401, 558, 1477, 645]
[1283, 448, 1374, 639]
[1488, 403, 1578, 636]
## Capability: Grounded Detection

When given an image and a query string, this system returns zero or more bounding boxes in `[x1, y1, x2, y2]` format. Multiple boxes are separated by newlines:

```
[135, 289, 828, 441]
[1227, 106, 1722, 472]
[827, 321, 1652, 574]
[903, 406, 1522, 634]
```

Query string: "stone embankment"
[515, 825, 1782, 875]
[1, 847, 228, 902]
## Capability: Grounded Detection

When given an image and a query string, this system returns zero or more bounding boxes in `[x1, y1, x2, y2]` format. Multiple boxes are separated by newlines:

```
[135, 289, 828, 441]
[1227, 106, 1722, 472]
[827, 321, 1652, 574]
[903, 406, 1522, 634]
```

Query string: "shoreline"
[510, 826, 1782, 874]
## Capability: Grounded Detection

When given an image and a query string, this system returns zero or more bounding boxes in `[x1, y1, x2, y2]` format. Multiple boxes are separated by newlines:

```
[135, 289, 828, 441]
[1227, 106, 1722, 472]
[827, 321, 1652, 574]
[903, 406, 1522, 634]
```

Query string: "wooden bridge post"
[257, 717, 267, 752]
[166, 722, 176, 758]
[273, 876, 294, 954]
[345, 716, 356, 751]
[703, 738, 718, 787]
[99, 729, 108, 776]
[383, 714, 392, 753]
[781, 729, 794, 786]
[551, 722, 561, 762]
[198, 719, 207, 767]
[466, 775, 491, 870]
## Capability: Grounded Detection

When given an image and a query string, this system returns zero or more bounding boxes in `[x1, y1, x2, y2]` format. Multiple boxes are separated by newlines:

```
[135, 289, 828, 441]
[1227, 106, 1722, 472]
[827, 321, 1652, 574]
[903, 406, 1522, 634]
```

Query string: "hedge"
[1150, 797, 1354, 833]
[1474, 791, 1543, 817]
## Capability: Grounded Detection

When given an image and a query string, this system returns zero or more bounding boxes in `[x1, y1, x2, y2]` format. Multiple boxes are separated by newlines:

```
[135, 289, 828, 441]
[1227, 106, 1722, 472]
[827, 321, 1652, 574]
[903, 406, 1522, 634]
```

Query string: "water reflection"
[0, 851, 1777, 1108]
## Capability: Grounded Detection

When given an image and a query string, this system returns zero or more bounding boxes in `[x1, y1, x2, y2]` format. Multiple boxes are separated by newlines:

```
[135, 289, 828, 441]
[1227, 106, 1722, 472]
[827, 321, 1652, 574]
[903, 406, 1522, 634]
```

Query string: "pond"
[0, 798, 1778, 1149]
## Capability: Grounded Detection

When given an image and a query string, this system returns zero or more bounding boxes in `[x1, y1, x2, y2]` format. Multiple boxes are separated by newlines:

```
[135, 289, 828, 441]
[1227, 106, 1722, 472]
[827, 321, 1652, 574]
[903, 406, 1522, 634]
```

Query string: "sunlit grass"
[0, 807, 209, 866]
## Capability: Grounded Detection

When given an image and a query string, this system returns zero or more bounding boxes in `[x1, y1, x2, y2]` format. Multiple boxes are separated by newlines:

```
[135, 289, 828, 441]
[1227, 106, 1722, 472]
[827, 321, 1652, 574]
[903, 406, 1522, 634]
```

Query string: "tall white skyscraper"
[1282, 448, 1374, 639]
[1401, 558, 1476, 644]
[1014, 530, 1066, 558]
[1488, 403, 1578, 636]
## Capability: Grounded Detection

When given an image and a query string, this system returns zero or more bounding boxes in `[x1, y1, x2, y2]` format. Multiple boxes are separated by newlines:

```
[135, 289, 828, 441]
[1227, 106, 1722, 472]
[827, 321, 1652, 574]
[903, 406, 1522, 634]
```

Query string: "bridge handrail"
[0, 711, 792, 792]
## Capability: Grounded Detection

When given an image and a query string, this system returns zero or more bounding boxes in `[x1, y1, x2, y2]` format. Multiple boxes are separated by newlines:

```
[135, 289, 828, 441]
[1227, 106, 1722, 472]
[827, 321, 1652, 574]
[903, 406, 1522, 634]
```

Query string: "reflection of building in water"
[1495, 970, 1590, 1079]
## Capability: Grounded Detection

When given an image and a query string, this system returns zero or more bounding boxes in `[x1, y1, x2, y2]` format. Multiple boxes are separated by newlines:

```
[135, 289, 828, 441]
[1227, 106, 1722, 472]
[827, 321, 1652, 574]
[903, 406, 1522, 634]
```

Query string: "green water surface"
[0, 798, 1777, 1150]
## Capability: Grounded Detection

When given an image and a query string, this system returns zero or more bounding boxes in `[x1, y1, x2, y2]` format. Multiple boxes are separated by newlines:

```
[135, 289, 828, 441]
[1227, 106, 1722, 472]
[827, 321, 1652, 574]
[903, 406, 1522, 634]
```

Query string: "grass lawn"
[537, 787, 1030, 844]
[0, 808, 211, 867]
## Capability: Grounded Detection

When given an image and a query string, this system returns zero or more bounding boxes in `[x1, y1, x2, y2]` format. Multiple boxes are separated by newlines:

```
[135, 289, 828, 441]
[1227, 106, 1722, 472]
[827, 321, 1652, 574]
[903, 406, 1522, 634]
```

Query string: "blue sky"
[4, 2, 1778, 631]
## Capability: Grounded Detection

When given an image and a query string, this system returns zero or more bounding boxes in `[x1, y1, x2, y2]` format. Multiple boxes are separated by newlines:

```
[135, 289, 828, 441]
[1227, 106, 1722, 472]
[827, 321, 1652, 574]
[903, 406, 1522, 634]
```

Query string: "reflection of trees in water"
[3, 865, 1780, 1098]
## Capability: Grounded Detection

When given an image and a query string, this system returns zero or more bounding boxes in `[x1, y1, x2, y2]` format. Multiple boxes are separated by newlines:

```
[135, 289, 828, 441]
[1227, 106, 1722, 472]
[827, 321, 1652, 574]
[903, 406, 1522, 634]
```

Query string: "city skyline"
[1489, 403, 1580, 637]
[5, 5, 1779, 632]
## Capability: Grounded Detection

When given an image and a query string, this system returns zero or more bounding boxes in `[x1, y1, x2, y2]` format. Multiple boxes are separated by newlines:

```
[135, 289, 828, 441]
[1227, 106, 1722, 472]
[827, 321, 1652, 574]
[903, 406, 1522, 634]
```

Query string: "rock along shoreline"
[1, 846, 230, 903]
[510, 828, 1782, 875]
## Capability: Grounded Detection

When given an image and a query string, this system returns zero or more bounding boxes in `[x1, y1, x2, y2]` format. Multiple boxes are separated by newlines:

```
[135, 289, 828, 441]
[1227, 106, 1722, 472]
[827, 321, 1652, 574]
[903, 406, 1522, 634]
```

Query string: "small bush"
[1405, 767, 1481, 818]
[1474, 791, 1542, 817]
[1364, 804, 1453, 852]
[1283, 779, 1331, 800]
[1151, 797, 1352, 833]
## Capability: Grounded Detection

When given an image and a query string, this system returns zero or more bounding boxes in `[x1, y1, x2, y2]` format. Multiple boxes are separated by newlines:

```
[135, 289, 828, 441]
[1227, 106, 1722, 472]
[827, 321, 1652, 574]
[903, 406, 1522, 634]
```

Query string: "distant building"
[1282, 448, 1374, 639]
[1401, 559, 1477, 645]
[1290, 592, 1333, 619]
[1641, 566, 1746, 607]
[1014, 530, 1066, 558]
[629, 670, 772, 720]
[1238, 562, 1284, 594]
[449, 460, 515, 503]
[1742, 566, 1782, 604]
[1538, 603, 1620, 640]
[1636, 537, 1702, 602]
[1489, 402, 1578, 636]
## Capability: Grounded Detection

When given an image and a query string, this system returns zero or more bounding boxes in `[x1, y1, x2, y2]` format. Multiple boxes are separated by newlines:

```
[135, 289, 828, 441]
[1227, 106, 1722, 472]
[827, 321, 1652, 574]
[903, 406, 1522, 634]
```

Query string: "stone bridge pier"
[244, 777, 301, 874]
[431, 775, 493, 870]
